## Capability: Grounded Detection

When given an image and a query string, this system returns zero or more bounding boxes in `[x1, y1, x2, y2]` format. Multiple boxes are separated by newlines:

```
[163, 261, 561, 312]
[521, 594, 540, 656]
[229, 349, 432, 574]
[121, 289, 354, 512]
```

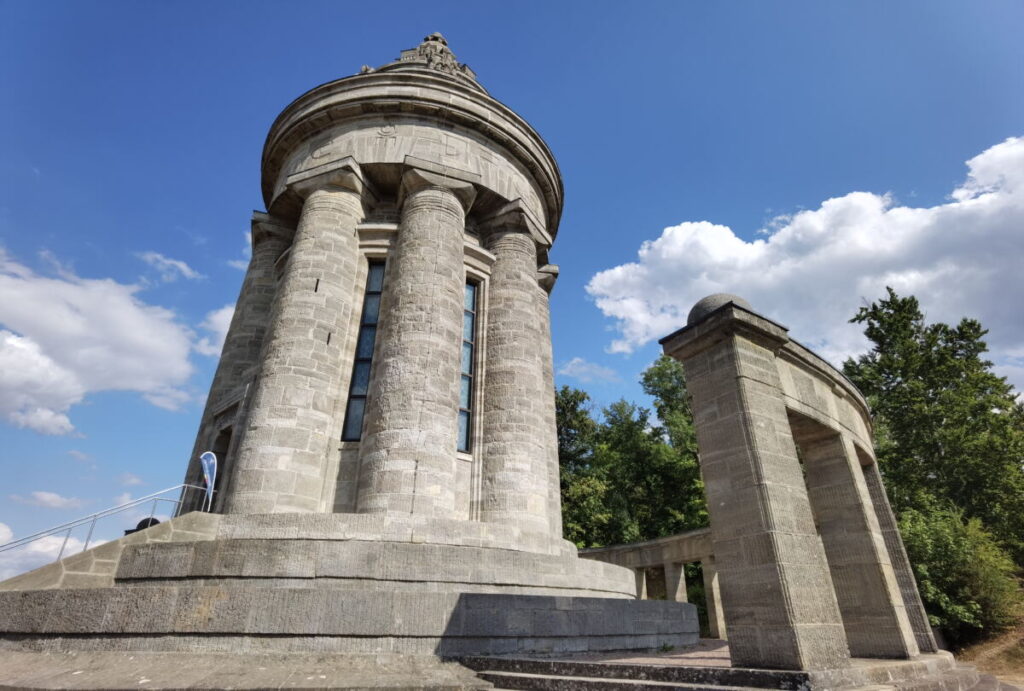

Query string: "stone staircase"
[458, 653, 1002, 691]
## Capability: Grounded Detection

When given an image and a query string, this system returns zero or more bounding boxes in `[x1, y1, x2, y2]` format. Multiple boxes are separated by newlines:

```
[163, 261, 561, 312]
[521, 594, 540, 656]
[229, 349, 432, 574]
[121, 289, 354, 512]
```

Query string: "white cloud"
[137, 251, 204, 282]
[557, 357, 621, 384]
[0, 248, 196, 434]
[118, 473, 144, 487]
[587, 136, 1024, 393]
[227, 231, 252, 270]
[194, 303, 235, 357]
[0, 522, 12, 544]
[0, 331, 81, 434]
[10, 491, 85, 509]
[67, 449, 90, 462]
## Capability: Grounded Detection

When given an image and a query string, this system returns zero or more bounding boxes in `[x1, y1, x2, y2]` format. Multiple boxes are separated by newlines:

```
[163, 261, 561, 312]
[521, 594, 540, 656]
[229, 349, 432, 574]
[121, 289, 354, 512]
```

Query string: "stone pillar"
[702, 558, 727, 639]
[536, 267, 562, 539]
[634, 569, 647, 600]
[182, 214, 291, 512]
[478, 221, 549, 534]
[802, 433, 919, 659]
[862, 460, 939, 653]
[224, 165, 367, 514]
[356, 167, 475, 517]
[663, 306, 850, 670]
[664, 562, 688, 602]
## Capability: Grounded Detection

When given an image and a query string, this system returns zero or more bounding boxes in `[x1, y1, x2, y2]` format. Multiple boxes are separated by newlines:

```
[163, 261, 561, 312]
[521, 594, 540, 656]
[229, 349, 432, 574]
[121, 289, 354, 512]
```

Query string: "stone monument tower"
[183, 33, 565, 533]
[0, 34, 695, 669]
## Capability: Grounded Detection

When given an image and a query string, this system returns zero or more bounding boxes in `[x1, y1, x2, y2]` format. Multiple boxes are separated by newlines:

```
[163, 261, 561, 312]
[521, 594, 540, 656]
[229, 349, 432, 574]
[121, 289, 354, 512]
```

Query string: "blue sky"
[2, 1, 1023, 574]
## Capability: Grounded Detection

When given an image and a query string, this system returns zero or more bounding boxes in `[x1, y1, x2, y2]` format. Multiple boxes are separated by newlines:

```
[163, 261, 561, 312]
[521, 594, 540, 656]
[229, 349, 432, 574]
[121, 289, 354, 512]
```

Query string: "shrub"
[899, 504, 1022, 647]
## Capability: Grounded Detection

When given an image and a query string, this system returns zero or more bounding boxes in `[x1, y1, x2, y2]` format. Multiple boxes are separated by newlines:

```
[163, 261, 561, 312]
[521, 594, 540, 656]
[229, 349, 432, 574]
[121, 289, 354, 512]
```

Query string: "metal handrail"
[0, 483, 209, 561]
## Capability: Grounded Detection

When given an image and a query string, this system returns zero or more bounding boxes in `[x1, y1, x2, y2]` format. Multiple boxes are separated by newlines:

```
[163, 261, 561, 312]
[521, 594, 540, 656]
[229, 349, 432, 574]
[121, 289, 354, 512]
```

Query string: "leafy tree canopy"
[843, 288, 1024, 562]
[557, 356, 706, 549]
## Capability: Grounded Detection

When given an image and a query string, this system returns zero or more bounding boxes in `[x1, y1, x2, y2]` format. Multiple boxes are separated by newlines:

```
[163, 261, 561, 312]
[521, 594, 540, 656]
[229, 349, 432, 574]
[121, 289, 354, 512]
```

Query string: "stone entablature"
[261, 70, 562, 240]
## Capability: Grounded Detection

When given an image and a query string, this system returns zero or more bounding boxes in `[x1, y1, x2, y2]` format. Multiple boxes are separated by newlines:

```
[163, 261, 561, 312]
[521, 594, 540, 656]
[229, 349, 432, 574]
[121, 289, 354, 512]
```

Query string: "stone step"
[458, 657, 807, 689]
[475, 670, 751, 691]
[460, 655, 985, 691]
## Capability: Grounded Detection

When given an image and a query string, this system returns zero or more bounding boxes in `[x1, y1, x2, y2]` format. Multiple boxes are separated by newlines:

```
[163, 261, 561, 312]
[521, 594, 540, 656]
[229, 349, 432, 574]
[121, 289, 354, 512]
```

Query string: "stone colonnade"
[661, 296, 937, 671]
[189, 158, 562, 539]
[581, 528, 728, 640]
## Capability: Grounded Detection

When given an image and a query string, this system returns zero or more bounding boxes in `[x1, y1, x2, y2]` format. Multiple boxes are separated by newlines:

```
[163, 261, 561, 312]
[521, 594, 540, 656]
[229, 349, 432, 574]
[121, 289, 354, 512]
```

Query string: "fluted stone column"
[536, 270, 562, 539]
[356, 168, 475, 517]
[181, 214, 291, 512]
[224, 166, 366, 514]
[478, 227, 550, 534]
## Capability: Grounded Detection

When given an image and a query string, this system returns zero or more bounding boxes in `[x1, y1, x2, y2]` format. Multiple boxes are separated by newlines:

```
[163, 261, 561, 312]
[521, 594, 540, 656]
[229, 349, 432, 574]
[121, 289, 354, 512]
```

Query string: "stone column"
[664, 562, 688, 602]
[224, 164, 367, 514]
[634, 569, 648, 600]
[536, 265, 562, 539]
[478, 218, 549, 534]
[862, 460, 939, 653]
[702, 558, 727, 639]
[356, 167, 475, 517]
[182, 214, 291, 512]
[663, 306, 850, 670]
[802, 433, 919, 659]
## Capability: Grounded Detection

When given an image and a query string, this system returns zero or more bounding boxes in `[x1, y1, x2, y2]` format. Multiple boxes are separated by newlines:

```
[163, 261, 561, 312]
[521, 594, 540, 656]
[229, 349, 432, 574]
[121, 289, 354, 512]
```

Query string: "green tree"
[843, 288, 1024, 562]
[555, 386, 610, 547]
[843, 288, 1024, 643]
[556, 358, 706, 548]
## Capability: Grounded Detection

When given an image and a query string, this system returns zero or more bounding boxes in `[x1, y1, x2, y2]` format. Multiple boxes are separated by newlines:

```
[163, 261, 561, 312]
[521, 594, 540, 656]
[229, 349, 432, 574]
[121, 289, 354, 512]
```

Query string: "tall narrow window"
[459, 282, 478, 452]
[342, 262, 385, 441]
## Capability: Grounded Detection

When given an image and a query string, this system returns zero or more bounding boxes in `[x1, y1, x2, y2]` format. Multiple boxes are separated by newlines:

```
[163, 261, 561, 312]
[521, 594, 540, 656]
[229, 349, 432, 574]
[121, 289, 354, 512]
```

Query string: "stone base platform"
[0, 513, 698, 658]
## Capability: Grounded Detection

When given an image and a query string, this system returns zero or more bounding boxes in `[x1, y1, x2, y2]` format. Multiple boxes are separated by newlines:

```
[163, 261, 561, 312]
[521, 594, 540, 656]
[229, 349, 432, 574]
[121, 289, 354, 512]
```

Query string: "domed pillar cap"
[687, 293, 754, 326]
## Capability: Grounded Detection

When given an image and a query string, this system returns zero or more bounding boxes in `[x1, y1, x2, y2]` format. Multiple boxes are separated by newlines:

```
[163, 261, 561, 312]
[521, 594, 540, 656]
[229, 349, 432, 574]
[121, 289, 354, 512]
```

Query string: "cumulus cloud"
[0, 248, 196, 433]
[10, 491, 85, 509]
[587, 136, 1024, 391]
[194, 303, 235, 357]
[137, 251, 204, 282]
[0, 522, 11, 544]
[557, 357, 621, 383]
[118, 473, 144, 487]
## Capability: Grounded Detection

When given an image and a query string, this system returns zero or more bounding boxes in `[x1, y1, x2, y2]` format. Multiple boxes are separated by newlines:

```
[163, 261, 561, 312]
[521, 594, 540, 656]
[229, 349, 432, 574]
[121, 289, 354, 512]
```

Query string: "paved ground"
[0, 650, 489, 690]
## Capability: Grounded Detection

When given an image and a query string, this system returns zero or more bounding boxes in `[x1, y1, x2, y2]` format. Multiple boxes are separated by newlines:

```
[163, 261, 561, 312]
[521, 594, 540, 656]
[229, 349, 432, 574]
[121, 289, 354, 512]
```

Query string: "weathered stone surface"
[661, 296, 934, 671]
[356, 170, 473, 518]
